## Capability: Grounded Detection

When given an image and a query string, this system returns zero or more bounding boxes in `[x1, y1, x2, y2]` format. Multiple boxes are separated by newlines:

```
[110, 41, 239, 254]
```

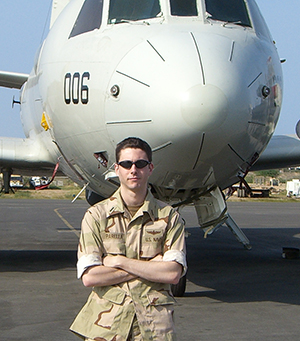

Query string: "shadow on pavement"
[185, 226, 300, 306]
[0, 250, 77, 272]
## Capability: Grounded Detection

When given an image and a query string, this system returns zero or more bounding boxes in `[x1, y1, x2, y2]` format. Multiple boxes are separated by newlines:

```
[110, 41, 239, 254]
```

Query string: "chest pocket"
[140, 219, 168, 258]
[100, 216, 126, 255]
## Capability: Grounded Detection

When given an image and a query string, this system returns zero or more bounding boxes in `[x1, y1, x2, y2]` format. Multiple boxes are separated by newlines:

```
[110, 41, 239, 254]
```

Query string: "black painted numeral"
[64, 72, 90, 104]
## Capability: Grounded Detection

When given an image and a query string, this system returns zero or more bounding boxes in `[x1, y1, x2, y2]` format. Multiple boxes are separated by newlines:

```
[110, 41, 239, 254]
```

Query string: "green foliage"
[255, 169, 280, 178]
[245, 174, 254, 183]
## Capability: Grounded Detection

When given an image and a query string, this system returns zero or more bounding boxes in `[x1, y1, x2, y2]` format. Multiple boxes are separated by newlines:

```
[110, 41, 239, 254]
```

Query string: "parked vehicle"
[30, 176, 50, 189]
[10, 175, 24, 188]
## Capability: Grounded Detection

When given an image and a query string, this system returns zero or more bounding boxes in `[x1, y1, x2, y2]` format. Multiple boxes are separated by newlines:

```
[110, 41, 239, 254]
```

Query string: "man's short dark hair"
[116, 137, 152, 162]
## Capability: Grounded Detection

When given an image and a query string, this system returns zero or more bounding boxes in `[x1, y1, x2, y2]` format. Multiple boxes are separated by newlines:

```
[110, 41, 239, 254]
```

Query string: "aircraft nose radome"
[105, 29, 243, 146]
[181, 84, 228, 132]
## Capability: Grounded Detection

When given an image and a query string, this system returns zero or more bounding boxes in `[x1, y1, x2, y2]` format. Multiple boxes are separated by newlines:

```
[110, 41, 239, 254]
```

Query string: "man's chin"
[127, 182, 143, 191]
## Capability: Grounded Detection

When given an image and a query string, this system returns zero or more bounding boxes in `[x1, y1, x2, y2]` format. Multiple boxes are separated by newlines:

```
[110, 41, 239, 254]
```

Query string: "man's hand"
[103, 254, 124, 268]
[82, 256, 137, 288]
[103, 254, 163, 268]
[149, 254, 163, 261]
[103, 253, 181, 284]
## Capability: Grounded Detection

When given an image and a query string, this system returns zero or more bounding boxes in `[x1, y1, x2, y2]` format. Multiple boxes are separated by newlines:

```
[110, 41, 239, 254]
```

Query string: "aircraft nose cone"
[181, 84, 228, 132]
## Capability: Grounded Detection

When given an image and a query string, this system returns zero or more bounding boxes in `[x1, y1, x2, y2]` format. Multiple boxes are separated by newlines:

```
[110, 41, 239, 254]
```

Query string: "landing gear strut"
[1, 168, 14, 194]
[224, 214, 251, 250]
[193, 186, 252, 249]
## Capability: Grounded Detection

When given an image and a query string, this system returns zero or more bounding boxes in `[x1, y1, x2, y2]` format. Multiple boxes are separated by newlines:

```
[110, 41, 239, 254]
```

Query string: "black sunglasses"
[117, 159, 151, 169]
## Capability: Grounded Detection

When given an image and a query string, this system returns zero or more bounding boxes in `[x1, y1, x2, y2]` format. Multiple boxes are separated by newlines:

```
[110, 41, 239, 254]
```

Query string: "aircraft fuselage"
[19, 0, 283, 201]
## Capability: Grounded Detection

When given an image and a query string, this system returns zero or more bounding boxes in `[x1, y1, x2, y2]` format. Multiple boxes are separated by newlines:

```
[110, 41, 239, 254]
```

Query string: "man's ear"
[114, 163, 119, 175]
[149, 162, 154, 174]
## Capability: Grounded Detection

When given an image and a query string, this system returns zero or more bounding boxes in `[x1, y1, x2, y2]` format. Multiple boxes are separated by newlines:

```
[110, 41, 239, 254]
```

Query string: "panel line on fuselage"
[116, 71, 150, 87]
[147, 40, 165, 62]
[106, 119, 152, 125]
[190, 32, 205, 85]
[247, 72, 262, 88]
[192, 132, 205, 170]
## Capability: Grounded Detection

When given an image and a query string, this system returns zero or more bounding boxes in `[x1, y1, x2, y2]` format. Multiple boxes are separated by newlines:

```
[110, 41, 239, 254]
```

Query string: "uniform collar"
[107, 188, 156, 221]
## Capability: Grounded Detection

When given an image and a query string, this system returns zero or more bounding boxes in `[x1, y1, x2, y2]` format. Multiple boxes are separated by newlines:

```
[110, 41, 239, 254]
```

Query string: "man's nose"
[130, 164, 138, 172]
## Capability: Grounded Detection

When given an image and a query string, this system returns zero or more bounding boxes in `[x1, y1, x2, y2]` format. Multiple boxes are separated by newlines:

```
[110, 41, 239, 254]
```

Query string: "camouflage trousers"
[85, 316, 142, 341]
[84, 309, 176, 340]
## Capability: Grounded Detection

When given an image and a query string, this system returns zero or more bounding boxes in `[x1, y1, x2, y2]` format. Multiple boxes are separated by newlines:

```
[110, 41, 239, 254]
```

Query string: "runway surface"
[1, 198, 300, 340]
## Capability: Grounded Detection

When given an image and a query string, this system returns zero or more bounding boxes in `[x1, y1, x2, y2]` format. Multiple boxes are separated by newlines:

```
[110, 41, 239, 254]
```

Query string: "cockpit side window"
[247, 0, 272, 41]
[205, 0, 251, 27]
[108, 0, 161, 24]
[170, 0, 198, 16]
[69, 0, 103, 38]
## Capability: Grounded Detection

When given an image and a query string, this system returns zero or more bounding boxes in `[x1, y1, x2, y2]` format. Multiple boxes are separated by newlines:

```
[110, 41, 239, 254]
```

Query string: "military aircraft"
[1, 0, 300, 257]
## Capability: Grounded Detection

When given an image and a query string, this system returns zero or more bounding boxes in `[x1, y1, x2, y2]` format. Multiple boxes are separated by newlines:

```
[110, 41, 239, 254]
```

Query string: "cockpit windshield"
[205, 0, 251, 27]
[108, 0, 161, 24]
[69, 0, 104, 38]
[170, 0, 198, 16]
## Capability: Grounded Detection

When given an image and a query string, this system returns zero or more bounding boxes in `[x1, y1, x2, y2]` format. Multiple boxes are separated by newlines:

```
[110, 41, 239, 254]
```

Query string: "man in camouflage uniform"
[70, 137, 187, 341]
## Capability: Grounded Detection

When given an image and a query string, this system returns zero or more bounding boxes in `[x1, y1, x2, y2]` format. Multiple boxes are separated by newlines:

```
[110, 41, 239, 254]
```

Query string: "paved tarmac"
[1, 198, 300, 340]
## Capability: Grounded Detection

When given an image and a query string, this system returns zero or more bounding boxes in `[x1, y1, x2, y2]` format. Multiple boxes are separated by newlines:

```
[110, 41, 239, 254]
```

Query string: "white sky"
[0, 0, 299, 137]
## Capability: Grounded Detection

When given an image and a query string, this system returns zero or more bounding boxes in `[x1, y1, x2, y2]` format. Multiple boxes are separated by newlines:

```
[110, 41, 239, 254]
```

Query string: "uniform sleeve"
[162, 210, 187, 276]
[76, 208, 104, 279]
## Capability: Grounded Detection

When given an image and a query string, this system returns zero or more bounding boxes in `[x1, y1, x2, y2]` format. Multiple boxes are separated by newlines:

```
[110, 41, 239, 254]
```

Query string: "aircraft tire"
[171, 273, 186, 297]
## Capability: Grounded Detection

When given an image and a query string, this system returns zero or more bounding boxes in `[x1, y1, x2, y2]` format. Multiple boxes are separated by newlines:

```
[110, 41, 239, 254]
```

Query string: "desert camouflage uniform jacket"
[70, 188, 187, 341]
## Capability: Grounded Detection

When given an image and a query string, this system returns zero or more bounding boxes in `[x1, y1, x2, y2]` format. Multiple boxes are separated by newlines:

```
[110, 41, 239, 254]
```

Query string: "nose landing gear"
[0, 168, 14, 194]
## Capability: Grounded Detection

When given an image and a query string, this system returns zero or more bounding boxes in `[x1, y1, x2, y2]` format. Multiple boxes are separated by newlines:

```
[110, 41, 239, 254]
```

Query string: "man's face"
[114, 148, 153, 193]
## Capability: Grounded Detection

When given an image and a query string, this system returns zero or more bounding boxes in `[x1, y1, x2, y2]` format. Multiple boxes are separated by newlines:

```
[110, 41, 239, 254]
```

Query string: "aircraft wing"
[0, 137, 56, 174]
[0, 71, 29, 89]
[252, 135, 300, 171]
